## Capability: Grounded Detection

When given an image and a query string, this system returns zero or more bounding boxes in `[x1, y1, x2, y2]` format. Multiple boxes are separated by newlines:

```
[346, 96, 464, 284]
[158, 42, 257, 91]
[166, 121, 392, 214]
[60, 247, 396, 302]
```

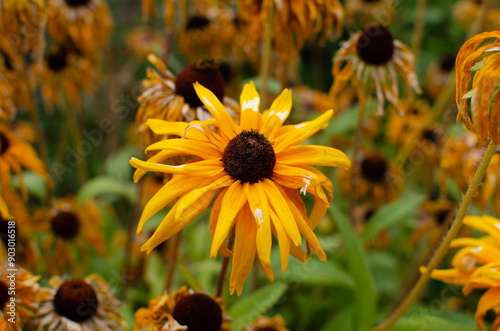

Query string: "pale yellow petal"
[276, 145, 351, 170]
[260, 88, 292, 139]
[240, 81, 261, 131]
[145, 138, 221, 159]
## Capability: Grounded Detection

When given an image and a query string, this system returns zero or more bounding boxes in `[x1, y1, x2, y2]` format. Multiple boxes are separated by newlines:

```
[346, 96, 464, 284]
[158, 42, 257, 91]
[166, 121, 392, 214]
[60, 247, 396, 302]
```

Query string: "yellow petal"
[130, 157, 224, 177]
[240, 81, 261, 131]
[136, 175, 202, 235]
[193, 82, 239, 140]
[273, 110, 333, 153]
[270, 208, 291, 273]
[146, 119, 189, 136]
[210, 181, 247, 258]
[475, 287, 500, 331]
[261, 178, 301, 246]
[175, 175, 232, 222]
[132, 150, 180, 182]
[276, 145, 351, 170]
[421, 266, 469, 286]
[210, 188, 233, 258]
[145, 138, 221, 159]
[244, 182, 273, 281]
[230, 207, 257, 296]
[260, 88, 292, 139]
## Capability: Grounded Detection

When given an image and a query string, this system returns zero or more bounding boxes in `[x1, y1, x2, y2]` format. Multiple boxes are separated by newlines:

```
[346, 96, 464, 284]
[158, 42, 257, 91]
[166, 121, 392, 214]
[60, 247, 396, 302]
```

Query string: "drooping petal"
[146, 119, 189, 136]
[230, 207, 257, 296]
[261, 178, 301, 246]
[210, 181, 247, 258]
[240, 81, 261, 131]
[244, 182, 273, 281]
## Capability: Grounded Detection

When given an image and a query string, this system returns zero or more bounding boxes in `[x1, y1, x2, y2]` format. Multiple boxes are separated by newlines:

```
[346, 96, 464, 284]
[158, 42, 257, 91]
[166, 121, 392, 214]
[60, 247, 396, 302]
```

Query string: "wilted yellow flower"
[456, 31, 500, 146]
[131, 81, 350, 294]
[330, 24, 421, 115]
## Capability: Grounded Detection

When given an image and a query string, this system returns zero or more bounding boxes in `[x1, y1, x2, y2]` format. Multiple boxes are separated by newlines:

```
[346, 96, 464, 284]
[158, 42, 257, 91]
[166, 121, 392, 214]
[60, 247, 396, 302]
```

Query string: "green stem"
[259, 3, 274, 108]
[411, 0, 427, 66]
[215, 229, 235, 297]
[372, 140, 497, 331]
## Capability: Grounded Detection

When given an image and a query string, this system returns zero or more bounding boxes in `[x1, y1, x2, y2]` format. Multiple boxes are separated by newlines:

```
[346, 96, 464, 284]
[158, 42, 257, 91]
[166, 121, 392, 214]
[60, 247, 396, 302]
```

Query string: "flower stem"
[165, 232, 182, 293]
[411, 0, 427, 66]
[259, 2, 274, 109]
[215, 229, 235, 297]
[372, 140, 497, 331]
[349, 103, 366, 226]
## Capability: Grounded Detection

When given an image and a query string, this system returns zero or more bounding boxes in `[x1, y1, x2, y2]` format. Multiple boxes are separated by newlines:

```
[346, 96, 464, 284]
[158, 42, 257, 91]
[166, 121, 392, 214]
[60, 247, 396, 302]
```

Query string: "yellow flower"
[34, 274, 126, 330]
[136, 55, 239, 148]
[131, 81, 350, 295]
[47, 0, 113, 54]
[0, 125, 51, 197]
[338, 152, 399, 205]
[134, 286, 231, 331]
[330, 24, 421, 115]
[456, 31, 500, 146]
[0, 267, 40, 331]
[41, 44, 100, 108]
[238, 0, 344, 63]
[424, 215, 500, 331]
[345, 0, 396, 28]
[32, 196, 106, 276]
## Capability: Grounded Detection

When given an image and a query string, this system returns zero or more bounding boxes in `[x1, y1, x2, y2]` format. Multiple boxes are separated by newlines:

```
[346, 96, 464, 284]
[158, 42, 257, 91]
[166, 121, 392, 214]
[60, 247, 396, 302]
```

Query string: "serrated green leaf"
[178, 264, 204, 292]
[330, 205, 376, 331]
[387, 315, 478, 331]
[228, 282, 288, 330]
[76, 176, 136, 204]
[361, 194, 425, 242]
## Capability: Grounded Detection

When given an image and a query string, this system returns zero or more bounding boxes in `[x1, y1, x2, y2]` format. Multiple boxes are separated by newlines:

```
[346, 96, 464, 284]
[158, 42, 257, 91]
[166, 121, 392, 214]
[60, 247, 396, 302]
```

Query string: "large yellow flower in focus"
[130, 82, 351, 295]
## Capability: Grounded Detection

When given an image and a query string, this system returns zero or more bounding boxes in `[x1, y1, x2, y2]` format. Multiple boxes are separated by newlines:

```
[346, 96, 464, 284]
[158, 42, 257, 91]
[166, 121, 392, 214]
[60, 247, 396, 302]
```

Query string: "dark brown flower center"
[0, 51, 13, 71]
[172, 293, 222, 331]
[440, 55, 455, 72]
[46, 49, 68, 72]
[356, 25, 394, 65]
[0, 133, 9, 155]
[175, 60, 225, 109]
[360, 153, 388, 182]
[186, 15, 211, 31]
[50, 211, 80, 239]
[421, 128, 440, 144]
[222, 129, 276, 183]
[64, 0, 91, 7]
[54, 280, 98, 323]
[0, 280, 9, 310]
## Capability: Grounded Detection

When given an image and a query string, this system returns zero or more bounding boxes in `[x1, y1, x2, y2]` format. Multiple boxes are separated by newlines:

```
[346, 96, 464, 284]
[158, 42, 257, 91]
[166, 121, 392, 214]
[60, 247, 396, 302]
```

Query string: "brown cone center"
[361, 153, 388, 182]
[172, 293, 223, 331]
[54, 280, 98, 323]
[356, 25, 395, 65]
[50, 211, 80, 240]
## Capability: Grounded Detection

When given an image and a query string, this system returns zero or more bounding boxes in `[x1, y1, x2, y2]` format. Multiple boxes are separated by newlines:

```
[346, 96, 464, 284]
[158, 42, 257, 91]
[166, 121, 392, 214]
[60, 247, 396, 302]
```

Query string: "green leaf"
[319, 307, 353, 331]
[361, 194, 425, 242]
[11, 171, 47, 201]
[470, 59, 485, 71]
[76, 176, 136, 204]
[228, 282, 288, 330]
[282, 258, 354, 288]
[461, 89, 474, 99]
[178, 264, 204, 292]
[330, 205, 376, 331]
[387, 315, 478, 331]
[104, 145, 141, 182]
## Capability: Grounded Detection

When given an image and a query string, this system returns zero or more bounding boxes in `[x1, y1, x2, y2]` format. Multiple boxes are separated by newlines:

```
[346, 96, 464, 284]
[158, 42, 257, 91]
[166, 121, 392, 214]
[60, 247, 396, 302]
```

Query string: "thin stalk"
[372, 140, 497, 331]
[165, 232, 182, 293]
[61, 102, 88, 185]
[411, 0, 427, 66]
[259, 3, 274, 108]
[348, 104, 366, 226]
[215, 229, 235, 297]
